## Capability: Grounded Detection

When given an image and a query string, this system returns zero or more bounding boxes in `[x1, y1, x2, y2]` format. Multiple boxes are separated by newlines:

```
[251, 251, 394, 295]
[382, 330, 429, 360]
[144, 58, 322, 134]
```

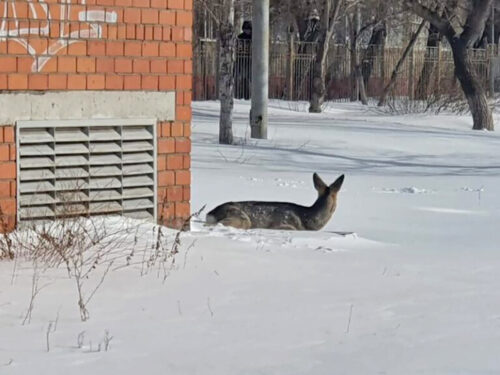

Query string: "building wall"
[0, 125, 16, 232]
[0, 0, 192, 231]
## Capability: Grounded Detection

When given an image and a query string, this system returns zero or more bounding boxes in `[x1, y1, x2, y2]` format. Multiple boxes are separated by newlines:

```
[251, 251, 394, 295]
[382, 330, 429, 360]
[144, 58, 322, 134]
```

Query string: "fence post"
[489, 45, 495, 97]
[286, 32, 295, 100]
[380, 43, 386, 88]
[437, 44, 441, 96]
[408, 37, 415, 100]
[215, 39, 220, 100]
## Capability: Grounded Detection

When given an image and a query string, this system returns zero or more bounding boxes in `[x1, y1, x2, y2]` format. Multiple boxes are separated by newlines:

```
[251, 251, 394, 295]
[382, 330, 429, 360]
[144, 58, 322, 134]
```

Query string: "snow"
[2, 100, 500, 374]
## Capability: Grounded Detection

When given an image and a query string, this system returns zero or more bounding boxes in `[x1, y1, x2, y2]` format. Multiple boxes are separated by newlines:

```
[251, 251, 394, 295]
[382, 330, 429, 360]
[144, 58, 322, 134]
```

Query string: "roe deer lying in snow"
[206, 173, 344, 230]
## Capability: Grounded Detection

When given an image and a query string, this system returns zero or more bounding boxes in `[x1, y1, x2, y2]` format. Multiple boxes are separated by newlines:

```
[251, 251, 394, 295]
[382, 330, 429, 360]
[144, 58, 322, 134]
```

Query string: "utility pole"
[250, 0, 269, 139]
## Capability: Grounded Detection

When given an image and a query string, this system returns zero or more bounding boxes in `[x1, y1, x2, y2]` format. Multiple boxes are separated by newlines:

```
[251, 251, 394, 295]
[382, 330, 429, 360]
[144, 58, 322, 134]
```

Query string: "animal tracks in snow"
[239, 176, 308, 189]
[372, 186, 434, 194]
[372, 185, 486, 195]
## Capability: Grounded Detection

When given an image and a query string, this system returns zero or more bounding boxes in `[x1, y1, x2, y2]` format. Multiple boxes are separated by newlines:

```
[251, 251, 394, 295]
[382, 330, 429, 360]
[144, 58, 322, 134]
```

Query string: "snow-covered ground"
[2, 100, 500, 374]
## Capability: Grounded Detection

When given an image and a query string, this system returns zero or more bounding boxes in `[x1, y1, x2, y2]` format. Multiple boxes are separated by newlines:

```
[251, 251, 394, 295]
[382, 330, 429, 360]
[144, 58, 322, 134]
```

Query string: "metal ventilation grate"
[16, 119, 157, 226]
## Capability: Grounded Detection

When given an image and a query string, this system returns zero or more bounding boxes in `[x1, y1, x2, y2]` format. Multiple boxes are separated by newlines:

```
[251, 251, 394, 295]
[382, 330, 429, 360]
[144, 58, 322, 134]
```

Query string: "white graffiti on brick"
[0, 0, 117, 72]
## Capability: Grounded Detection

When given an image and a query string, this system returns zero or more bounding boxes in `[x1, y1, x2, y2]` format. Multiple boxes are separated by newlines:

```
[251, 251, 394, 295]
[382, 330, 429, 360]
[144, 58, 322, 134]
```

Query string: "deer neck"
[304, 195, 336, 230]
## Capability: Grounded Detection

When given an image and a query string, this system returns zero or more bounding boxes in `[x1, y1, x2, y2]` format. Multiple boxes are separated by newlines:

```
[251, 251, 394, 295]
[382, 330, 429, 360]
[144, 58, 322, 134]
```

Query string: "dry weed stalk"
[384, 82, 471, 115]
[0, 206, 14, 260]
[1, 186, 200, 322]
[11, 204, 139, 321]
[141, 204, 204, 282]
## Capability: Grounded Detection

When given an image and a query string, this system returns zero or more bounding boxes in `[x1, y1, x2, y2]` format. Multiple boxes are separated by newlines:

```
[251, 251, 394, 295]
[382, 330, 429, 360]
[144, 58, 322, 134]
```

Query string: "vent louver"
[17, 119, 157, 226]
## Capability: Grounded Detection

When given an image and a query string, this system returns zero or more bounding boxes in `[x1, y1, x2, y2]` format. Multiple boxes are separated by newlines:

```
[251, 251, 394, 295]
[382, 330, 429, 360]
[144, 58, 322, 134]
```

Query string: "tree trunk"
[362, 23, 386, 88]
[309, 33, 329, 112]
[356, 65, 368, 105]
[349, 8, 360, 102]
[218, 15, 236, 144]
[350, 43, 359, 101]
[449, 38, 494, 131]
[378, 20, 426, 107]
[308, 0, 343, 113]
[234, 0, 243, 34]
[415, 24, 441, 100]
[286, 31, 295, 100]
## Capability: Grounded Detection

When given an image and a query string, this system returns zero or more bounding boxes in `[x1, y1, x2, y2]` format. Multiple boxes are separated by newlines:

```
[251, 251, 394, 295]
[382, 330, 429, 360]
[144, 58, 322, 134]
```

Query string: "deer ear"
[329, 174, 344, 193]
[313, 173, 327, 194]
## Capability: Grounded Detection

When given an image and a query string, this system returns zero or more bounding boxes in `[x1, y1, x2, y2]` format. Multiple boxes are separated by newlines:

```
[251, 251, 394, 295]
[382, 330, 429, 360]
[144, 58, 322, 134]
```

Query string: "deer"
[205, 173, 344, 230]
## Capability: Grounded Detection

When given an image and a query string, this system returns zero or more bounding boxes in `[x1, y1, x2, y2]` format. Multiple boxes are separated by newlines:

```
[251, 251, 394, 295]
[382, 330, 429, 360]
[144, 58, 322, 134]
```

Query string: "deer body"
[206, 174, 344, 231]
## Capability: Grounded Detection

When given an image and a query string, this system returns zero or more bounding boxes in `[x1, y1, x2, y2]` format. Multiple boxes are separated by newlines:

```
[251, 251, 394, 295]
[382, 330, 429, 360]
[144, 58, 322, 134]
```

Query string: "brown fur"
[206, 173, 344, 231]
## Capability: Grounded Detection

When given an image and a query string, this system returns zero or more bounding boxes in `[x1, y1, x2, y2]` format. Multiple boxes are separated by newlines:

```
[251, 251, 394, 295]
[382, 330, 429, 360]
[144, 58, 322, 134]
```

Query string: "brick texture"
[0, 126, 16, 233]
[157, 119, 190, 229]
[0, 0, 192, 231]
[0, 0, 192, 93]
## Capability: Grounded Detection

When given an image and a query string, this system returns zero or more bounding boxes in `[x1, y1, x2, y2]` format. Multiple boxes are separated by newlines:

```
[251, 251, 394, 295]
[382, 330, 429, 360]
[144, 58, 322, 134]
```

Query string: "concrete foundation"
[0, 91, 176, 123]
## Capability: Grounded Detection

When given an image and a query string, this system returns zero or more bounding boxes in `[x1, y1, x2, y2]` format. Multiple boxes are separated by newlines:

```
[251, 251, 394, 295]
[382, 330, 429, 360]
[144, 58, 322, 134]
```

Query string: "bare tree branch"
[404, 0, 456, 38]
[461, 0, 494, 46]
[328, 0, 344, 36]
[195, 0, 221, 26]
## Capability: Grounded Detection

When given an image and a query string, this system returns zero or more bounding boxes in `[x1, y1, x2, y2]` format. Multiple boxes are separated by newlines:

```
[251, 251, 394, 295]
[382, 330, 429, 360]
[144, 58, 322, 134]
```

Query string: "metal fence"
[193, 39, 496, 103]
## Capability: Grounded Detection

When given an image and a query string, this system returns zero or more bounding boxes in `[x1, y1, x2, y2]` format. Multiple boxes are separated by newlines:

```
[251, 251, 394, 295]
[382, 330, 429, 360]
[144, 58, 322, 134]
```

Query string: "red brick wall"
[0, 0, 192, 231]
[0, 126, 16, 232]
[157, 120, 191, 229]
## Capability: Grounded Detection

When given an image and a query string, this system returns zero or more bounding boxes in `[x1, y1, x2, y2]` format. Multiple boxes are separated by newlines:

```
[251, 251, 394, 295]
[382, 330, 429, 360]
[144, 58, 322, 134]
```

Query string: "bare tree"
[309, 0, 344, 112]
[360, 1, 392, 88]
[342, 0, 395, 104]
[274, 0, 319, 41]
[346, 1, 385, 103]
[415, 22, 443, 100]
[218, 0, 236, 144]
[348, 4, 362, 102]
[405, 0, 495, 131]
[378, 19, 426, 106]
[195, 0, 237, 144]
